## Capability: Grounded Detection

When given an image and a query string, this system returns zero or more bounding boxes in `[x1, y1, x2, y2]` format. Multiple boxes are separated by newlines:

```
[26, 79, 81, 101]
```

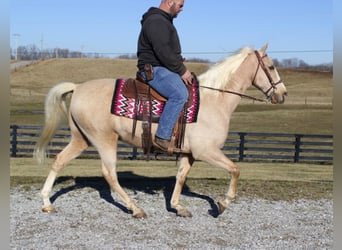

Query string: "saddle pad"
[110, 78, 200, 123]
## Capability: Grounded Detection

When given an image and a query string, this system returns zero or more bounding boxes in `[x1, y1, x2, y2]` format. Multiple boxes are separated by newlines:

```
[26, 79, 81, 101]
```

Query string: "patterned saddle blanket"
[110, 78, 200, 123]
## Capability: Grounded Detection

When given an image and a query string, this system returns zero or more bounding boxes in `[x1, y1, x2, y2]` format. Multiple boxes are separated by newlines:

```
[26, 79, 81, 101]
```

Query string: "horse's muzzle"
[270, 91, 287, 104]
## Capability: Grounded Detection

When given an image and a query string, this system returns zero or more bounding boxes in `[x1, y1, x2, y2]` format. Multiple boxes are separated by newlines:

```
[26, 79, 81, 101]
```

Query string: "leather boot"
[154, 136, 170, 151]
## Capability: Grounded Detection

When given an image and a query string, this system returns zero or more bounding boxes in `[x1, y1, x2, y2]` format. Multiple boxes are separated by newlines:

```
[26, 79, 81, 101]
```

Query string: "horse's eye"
[269, 65, 275, 70]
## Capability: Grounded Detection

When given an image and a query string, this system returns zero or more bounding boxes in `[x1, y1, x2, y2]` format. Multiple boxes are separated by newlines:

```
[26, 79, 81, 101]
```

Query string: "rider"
[137, 0, 193, 151]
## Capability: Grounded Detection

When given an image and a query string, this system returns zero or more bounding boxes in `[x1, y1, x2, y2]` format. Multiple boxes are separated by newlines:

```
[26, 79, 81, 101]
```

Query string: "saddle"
[121, 64, 196, 157]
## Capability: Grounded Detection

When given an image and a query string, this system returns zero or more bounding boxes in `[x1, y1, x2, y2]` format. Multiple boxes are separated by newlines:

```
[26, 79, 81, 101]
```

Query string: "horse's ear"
[259, 43, 269, 55]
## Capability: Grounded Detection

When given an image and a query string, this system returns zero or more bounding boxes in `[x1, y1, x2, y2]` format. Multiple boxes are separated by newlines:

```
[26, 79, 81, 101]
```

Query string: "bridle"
[200, 51, 283, 103]
[252, 50, 283, 99]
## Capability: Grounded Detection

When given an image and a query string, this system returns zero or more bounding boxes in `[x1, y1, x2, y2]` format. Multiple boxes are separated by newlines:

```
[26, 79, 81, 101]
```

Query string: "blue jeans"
[143, 67, 188, 140]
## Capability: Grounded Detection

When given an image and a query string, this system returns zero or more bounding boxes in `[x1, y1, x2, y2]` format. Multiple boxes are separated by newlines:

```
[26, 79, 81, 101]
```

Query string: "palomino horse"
[34, 44, 287, 218]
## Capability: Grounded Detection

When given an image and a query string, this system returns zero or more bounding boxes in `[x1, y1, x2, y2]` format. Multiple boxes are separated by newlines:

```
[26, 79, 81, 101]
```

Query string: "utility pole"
[40, 34, 44, 59]
[13, 33, 20, 60]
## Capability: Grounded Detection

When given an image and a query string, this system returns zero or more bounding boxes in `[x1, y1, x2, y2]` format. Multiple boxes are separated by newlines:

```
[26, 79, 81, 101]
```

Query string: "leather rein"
[200, 51, 282, 103]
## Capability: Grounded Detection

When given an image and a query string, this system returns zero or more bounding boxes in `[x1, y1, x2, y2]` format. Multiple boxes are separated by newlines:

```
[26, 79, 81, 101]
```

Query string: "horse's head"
[251, 44, 287, 104]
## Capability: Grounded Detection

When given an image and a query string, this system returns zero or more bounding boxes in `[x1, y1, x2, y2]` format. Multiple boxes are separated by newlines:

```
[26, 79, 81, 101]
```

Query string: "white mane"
[198, 47, 254, 95]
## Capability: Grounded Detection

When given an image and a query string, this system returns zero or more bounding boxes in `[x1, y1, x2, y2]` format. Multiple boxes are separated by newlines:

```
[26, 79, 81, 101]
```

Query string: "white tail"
[34, 82, 76, 165]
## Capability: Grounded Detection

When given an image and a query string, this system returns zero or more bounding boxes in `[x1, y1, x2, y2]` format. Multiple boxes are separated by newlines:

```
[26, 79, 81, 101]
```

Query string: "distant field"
[10, 58, 333, 134]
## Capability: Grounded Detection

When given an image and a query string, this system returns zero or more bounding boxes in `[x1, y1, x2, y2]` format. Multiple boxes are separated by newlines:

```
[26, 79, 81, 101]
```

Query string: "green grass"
[10, 158, 333, 200]
[10, 158, 333, 181]
[231, 105, 332, 134]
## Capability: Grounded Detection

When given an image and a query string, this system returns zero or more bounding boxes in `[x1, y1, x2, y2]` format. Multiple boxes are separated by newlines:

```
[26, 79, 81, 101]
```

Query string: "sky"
[10, 0, 333, 65]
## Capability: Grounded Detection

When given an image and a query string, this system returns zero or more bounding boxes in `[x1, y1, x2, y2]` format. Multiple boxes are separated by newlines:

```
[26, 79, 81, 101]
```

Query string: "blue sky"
[10, 0, 333, 65]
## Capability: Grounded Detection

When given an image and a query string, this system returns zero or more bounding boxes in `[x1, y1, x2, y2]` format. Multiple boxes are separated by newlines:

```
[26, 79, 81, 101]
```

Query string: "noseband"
[252, 51, 283, 99]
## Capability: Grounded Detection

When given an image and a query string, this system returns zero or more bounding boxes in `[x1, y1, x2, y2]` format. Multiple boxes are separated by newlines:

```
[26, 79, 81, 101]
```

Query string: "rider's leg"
[148, 67, 188, 144]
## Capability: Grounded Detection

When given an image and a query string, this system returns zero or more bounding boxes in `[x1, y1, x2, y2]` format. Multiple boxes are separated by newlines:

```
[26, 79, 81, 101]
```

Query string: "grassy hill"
[10, 58, 332, 134]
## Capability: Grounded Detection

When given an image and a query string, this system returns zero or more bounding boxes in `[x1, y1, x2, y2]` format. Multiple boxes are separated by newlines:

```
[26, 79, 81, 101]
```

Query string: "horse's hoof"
[42, 205, 56, 213]
[133, 210, 147, 219]
[217, 200, 228, 215]
[177, 208, 193, 218]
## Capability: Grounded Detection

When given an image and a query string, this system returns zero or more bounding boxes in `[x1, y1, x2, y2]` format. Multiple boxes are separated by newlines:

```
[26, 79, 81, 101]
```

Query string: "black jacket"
[137, 7, 187, 76]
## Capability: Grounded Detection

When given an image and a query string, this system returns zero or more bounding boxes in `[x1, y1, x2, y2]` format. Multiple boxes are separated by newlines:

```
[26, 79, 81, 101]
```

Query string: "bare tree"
[27, 44, 40, 60]
[9, 43, 332, 72]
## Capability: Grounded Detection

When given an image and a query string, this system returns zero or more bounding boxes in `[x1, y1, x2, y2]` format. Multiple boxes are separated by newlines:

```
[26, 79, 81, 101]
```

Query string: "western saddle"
[121, 64, 195, 158]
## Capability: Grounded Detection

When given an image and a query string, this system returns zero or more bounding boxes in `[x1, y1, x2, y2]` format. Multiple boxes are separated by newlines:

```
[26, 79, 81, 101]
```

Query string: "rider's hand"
[181, 70, 193, 86]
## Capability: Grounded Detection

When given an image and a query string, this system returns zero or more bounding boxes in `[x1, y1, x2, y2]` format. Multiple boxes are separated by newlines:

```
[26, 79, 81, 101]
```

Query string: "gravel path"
[10, 183, 333, 250]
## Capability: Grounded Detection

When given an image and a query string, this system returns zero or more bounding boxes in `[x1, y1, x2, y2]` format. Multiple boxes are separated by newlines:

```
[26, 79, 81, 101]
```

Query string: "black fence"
[10, 125, 333, 164]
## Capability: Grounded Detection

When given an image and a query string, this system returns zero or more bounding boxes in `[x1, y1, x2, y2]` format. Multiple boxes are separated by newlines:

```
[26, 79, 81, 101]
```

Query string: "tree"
[17, 46, 28, 60]
[298, 59, 309, 68]
[27, 44, 40, 60]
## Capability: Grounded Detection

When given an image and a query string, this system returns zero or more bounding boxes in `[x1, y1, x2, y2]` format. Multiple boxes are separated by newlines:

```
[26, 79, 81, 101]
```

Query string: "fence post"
[11, 125, 18, 157]
[131, 147, 138, 160]
[238, 132, 246, 161]
[294, 134, 302, 163]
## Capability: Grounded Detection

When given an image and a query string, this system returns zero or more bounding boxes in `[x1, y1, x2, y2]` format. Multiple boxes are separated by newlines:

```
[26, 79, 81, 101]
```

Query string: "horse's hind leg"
[101, 161, 146, 218]
[170, 155, 194, 217]
[41, 135, 88, 212]
[98, 140, 147, 218]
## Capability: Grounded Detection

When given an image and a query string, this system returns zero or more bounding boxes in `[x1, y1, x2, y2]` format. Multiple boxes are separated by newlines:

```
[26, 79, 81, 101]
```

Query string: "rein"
[199, 50, 282, 103]
[199, 85, 268, 102]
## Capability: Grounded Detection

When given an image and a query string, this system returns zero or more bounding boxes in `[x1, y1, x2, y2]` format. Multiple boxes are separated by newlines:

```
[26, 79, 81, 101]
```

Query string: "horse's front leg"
[217, 160, 240, 214]
[199, 149, 240, 215]
[170, 155, 194, 217]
